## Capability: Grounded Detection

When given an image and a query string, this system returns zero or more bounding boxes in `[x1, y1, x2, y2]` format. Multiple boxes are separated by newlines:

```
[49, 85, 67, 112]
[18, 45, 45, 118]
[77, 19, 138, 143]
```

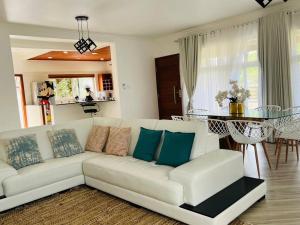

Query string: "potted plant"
[215, 80, 250, 114]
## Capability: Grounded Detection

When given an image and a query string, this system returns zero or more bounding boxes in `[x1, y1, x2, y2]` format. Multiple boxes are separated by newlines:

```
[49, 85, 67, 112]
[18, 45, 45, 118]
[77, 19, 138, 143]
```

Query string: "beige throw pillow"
[85, 126, 110, 152]
[105, 127, 131, 156]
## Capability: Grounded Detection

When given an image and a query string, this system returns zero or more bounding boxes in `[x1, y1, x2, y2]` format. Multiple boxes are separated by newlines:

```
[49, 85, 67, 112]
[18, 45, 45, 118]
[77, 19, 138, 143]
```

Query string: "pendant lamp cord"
[87, 20, 90, 38]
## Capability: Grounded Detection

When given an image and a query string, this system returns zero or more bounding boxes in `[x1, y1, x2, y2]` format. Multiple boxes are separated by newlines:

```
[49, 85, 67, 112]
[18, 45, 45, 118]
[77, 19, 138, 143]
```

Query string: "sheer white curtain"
[291, 12, 300, 107]
[193, 22, 261, 112]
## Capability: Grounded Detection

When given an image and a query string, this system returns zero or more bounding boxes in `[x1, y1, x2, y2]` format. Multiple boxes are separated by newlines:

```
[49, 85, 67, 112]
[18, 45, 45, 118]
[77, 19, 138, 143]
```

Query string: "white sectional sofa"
[0, 117, 266, 225]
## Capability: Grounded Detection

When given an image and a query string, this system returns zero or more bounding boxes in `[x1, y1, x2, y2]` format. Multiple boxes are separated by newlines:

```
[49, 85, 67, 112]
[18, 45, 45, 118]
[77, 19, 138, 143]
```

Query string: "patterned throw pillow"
[48, 129, 84, 158]
[105, 127, 131, 156]
[85, 126, 110, 152]
[4, 134, 43, 170]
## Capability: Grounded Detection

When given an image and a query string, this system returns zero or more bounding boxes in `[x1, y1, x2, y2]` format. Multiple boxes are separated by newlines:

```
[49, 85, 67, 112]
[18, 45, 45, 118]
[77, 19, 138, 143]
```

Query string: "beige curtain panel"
[179, 35, 199, 111]
[258, 12, 292, 109]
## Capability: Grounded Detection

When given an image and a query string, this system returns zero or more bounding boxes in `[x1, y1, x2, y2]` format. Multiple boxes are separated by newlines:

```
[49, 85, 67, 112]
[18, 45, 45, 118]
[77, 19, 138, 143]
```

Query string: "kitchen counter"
[55, 100, 116, 106]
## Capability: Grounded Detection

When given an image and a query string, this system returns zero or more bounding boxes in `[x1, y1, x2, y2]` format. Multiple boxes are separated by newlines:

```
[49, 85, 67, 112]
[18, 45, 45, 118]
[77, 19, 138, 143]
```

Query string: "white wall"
[0, 22, 159, 131]
[0, 28, 20, 131]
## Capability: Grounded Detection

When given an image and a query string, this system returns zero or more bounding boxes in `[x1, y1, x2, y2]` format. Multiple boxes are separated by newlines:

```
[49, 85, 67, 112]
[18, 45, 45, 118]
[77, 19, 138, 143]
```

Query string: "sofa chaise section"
[169, 150, 244, 206]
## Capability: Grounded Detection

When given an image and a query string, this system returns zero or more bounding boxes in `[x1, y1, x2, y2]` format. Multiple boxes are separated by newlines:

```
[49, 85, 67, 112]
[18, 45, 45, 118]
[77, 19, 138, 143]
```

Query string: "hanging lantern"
[74, 16, 97, 54]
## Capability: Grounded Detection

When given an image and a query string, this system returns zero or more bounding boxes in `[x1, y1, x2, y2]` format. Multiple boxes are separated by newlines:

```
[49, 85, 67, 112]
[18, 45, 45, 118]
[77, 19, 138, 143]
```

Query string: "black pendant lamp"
[74, 16, 97, 54]
[255, 0, 288, 8]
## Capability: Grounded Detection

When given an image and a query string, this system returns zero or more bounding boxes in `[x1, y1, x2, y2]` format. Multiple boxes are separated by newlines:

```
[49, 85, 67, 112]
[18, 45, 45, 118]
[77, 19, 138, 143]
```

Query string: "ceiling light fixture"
[255, 0, 288, 8]
[74, 16, 97, 54]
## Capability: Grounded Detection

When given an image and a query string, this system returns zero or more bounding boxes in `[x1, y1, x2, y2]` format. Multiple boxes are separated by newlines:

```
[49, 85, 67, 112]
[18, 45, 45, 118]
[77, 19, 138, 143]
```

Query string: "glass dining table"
[186, 108, 300, 146]
[186, 108, 300, 121]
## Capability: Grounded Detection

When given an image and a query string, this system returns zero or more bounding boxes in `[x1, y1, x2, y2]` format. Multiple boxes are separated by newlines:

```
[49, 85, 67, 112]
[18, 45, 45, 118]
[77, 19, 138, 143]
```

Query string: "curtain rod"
[174, 20, 257, 43]
[174, 8, 300, 43]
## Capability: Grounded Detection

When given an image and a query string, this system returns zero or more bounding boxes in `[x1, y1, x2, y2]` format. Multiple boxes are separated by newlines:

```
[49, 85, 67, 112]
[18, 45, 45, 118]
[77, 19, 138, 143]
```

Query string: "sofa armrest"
[0, 160, 17, 196]
[169, 150, 244, 206]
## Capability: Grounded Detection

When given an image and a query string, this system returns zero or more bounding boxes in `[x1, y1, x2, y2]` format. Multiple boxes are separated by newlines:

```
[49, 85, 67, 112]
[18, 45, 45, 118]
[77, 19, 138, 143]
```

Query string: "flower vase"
[229, 103, 238, 114]
[238, 103, 245, 114]
[229, 103, 244, 114]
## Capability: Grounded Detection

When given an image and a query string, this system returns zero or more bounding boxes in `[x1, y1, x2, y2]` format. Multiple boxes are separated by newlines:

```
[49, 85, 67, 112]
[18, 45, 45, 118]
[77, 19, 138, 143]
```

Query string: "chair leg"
[253, 144, 260, 178]
[276, 139, 283, 169]
[235, 143, 240, 151]
[286, 140, 289, 163]
[225, 136, 232, 149]
[242, 144, 246, 163]
[296, 141, 299, 162]
[262, 141, 272, 169]
[275, 138, 279, 156]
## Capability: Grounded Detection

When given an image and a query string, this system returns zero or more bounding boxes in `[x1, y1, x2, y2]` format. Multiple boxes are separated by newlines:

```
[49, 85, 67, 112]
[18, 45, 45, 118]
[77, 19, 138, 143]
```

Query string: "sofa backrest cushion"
[0, 125, 54, 161]
[155, 120, 209, 160]
[120, 119, 158, 155]
[93, 117, 122, 127]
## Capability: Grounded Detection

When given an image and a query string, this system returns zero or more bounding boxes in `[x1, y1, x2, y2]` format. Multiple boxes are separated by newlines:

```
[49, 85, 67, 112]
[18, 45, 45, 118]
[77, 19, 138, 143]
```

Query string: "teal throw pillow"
[156, 130, 195, 167]
[5, 134, 43, 170]
[48, 129, 84, 158]
[133, 127, 163, 162]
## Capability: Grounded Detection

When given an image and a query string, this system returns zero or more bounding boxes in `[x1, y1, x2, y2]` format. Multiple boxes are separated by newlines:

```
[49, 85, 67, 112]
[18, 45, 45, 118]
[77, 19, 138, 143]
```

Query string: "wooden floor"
[240, 143, 300, 225]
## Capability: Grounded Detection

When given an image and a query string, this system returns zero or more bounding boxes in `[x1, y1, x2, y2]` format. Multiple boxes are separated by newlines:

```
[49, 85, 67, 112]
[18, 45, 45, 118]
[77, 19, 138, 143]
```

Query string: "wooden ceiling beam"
[28, 46, 111, 62]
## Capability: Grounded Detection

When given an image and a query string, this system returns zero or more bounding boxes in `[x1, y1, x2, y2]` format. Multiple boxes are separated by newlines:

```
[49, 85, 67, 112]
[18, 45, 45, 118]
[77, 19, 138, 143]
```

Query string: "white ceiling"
[0, 0, 284, 37]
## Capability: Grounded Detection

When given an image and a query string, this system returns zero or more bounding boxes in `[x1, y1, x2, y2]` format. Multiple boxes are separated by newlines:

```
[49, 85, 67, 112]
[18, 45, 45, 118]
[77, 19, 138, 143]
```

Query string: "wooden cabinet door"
[155, 54, 183, 120]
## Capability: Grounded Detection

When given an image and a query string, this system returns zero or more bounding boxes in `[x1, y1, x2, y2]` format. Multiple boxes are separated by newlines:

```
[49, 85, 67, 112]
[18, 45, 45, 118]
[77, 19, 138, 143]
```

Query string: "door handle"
[173, 86, 177, 104]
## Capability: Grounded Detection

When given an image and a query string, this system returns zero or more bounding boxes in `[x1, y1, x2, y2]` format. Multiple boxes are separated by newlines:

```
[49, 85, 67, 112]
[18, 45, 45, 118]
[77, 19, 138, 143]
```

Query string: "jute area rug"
[0, 185, 252, 225]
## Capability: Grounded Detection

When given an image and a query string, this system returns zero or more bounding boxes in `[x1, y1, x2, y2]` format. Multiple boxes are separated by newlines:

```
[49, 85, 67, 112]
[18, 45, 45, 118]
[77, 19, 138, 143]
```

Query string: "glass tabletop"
[186, 109, 300, 120]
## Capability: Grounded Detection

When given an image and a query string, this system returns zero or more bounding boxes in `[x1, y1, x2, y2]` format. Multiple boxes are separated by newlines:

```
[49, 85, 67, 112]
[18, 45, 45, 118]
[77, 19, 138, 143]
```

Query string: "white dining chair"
[274, 118, 300, 169]
[273, 113, 300, 155]
[254, 105, 281, 142]
[207, 119, 231, 149]
[283, 106, 300, 112]
[187, 108, 208, 120]
[255, 105, 281, 112]
[227, 120, 273, 178]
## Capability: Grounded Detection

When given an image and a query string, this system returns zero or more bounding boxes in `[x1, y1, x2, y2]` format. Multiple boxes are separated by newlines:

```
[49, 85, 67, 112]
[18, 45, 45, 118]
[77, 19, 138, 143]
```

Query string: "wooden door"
[155, 54, 183, 119]
[15, 74, 28, 128]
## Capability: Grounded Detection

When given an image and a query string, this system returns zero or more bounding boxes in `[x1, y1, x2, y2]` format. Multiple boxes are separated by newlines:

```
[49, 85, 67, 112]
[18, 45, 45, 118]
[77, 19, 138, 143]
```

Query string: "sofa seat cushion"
[83, 155, 184, 205]
[3, 152, 99, 197]
[0, 160, 17, 196]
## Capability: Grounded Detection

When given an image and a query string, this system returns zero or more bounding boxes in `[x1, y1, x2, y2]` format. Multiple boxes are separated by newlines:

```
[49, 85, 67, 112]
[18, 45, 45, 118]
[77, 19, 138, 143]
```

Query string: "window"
[193, 23, 261, 112]
[49, 75, 96, 104]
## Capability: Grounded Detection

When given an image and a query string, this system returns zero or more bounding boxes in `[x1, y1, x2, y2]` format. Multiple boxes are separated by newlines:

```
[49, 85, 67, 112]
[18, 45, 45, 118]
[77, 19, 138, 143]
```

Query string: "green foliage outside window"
[55, 79, 73, 98]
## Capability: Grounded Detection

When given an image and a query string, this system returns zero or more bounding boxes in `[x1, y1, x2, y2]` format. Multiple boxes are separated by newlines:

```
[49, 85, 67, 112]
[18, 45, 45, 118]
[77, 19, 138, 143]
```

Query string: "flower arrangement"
[215, 80, 250, 107]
